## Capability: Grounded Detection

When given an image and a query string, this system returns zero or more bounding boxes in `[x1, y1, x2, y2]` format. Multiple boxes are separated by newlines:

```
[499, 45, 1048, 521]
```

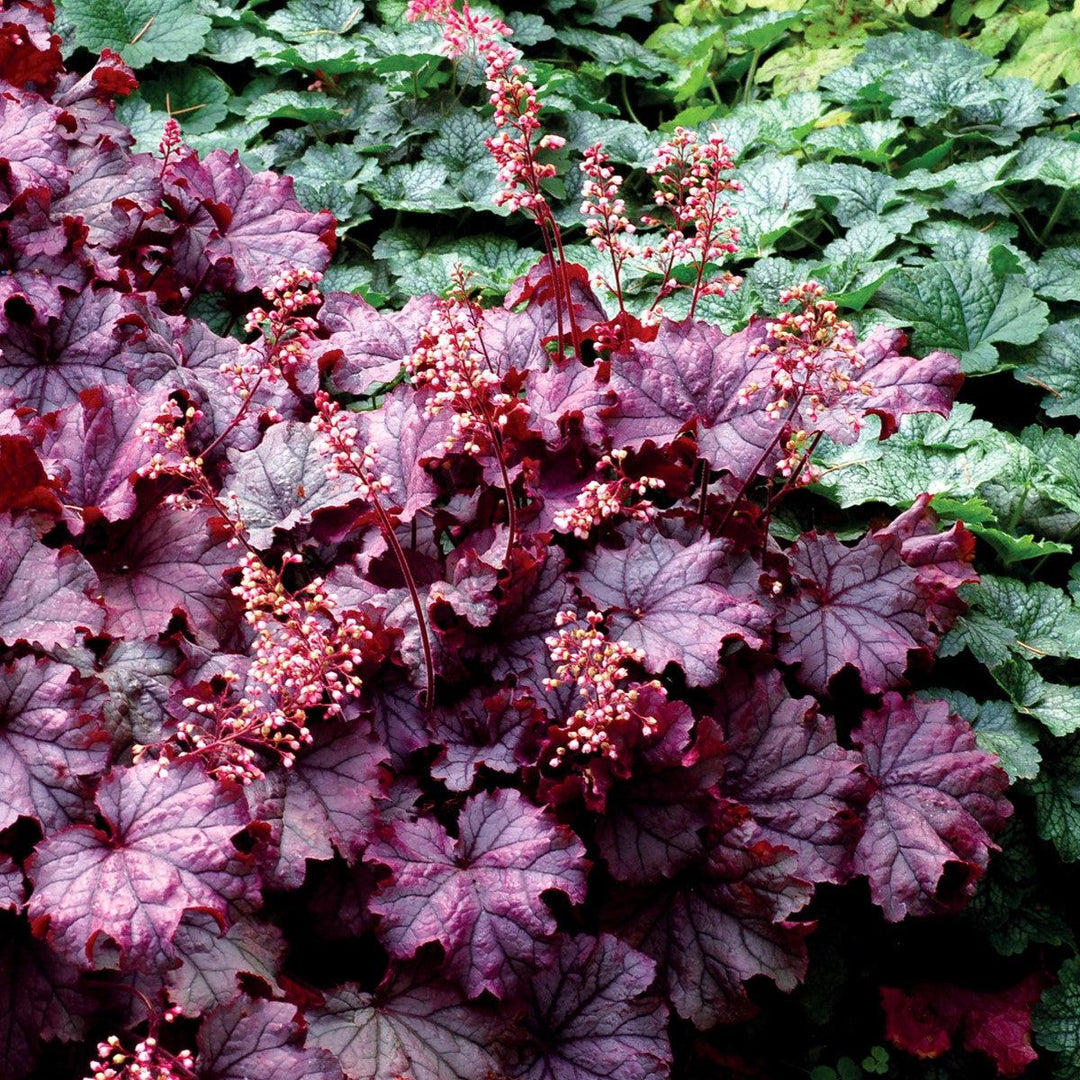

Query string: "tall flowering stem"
[579, 143, 635, 320]
[406, 276, 520, 565]
[641, 128, 741, 319]
[312, 391, 437, 710]
[483, 42, 580, 360]
[719, 282, 872, 530]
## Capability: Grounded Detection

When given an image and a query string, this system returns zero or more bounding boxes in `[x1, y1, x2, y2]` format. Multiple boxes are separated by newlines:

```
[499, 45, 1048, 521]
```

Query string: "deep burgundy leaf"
[0, 287, 139, 413]
[197, 995, 343, 1080]
[360, 679, 433, 770]
[251, 723, 388, 890]
[775, 514, 970, 695]
[0, 655, 109, 833]
[0, 2, 62, 91]
[0, 433, 61, 515]
[306, 963, 507, 1080]
[429, 687, 544, 792]
[165, 912, 285, 1017]
[603, 319, 960, 479]
[317, 291, 436, 396]
[92, 503, 238, 644]
[574, 529, 765, 685]
[222, 420, 364, 546]
[604, 802, 814, 1027]
[710, 669, 866, 884]
[367, 788, 589, 998]
[593, 697, 717, 883]
[881, 975, 1048, 1077]
[163, 149, 335, 293]
[0, 513, 103, 647]
[39, 385, 157, 530]
[0, 914, 93, 1080]
[0, 89, 69, 212]
[53, 138, 161, 253]
[508, 932, 672, 1080]
[852, 694, 1012, 921]
[26, 759, 258, 970]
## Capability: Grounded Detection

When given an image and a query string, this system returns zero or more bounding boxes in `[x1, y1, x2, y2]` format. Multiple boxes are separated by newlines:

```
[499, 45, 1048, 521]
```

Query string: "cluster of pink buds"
[224, 267, 324, 400]
[484, 44, 565, 217]
[579, 143, 635, 306]
[743, 282, 873, 441]
[137, 554, 373, 784]
[776, 429, 822, 485]
[157, 117, 183, 166]
[553, 451, 664, 539]
[85, 1035, 194, 1080]
[543, 610, 663, 767]
[640, 128, 742, 315]
[408, 0, 511, 58]
[406, 293, 516, 456]
[311, 391, 390, 502]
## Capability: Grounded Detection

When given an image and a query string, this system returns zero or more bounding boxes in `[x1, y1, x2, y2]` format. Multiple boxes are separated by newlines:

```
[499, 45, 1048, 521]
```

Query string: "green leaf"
[999, 11, 1080, 88]
[63, 0, 211, 66]
[812, 405, 1016, 508]
[993, 658, 1080, 737]
[139, 65, 230, 136]
[244, 90, 344, 123]
[1034, 958, 1080, 1077]
[943, 575, 1080, 667]
[363, 160, 458, 213]
[559, 28, 677, 79]
[1029, 247, 1080, 302]
[265, 0, 365, 39]
[926, 688, 1040, 782]
[1002, 134, 1080, 190]
[874, 259, 1049, 374]
[726, 154, 814, 254]
[1020, 318, 1080, 419]
[803, 118, 904, 164]
[755, 44, 858, 95]
[1029, 738, 1080, 862]
[968, 524, 1072, 565]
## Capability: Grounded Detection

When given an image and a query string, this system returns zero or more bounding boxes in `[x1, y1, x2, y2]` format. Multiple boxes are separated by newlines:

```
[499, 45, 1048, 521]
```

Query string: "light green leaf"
[1029, 739, 1080, 862]
[812, 405, 1016, 508]
[1020, 318, 1080, 419]
[363, 161, 457, 213]
[755, 44, 857, 94]
[63, 0, 211, 66]
[559, 28, 677, 79]
[727, 155, 814, 254]
[874, 259, 1049, 374]
[1028, 247, 1080, 302]
[803, 118, 904, 164]
[265, 0, 364, 40]
[1002, 135, 1080, 189]
[993, 658, 1080, 737]
[968, 524, 1072, 565]
[999, 11, 1080, 88]
[139, 65, 230, 136]
[943, 575, 1080, 667]
[244, 90, 345, 123]
[926, 688, 1041, 781]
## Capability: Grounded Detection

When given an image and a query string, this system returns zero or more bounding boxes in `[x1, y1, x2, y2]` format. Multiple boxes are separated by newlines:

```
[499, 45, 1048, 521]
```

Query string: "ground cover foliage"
[2, 0, 1080, 1077]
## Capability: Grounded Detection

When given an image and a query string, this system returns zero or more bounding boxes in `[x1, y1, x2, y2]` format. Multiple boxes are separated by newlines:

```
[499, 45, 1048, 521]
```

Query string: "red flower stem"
[371, 495, 435, 710]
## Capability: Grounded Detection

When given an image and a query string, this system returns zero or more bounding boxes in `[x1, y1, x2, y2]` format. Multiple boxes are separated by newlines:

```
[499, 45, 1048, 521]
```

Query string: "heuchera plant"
[0, 3, 1016, 1078]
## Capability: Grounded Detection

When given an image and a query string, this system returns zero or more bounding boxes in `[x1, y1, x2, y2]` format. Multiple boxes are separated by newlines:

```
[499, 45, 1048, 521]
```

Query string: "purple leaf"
[165, 911, 284, 1017]
[775, 515, 969, 695]
[367, 788, 589, 998]
[604, 802, 814, 1027]
[26, 759, 258, 970]
[852, 694, 1012, 921]
[251, 723, 388, 890]
[603, 319, 961, 480]
[197, 995, 343, 1080]
[0, 917, 94, 1080]
[429, 688, 544, 792]
[0, 857, 22, 911]
[525, 359, 615, 448]
[92, 503, 238, 644]
[0, 655, 109, 833]
[306, 963, 507, 1080]
[163, 149, 335, 293]
[317, 291, 436, 396]
[0, 89, 69, 212]
[222, 420, 364, 547]
[574, 529, 765, 685]
[710, 669, 866, 885]
[39, 385, 157, 530]
[508, 933, 671, 1080]
[0, 514, 103, 648]
[594, 698, 719, 883]
[0, 286, 130, 412]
